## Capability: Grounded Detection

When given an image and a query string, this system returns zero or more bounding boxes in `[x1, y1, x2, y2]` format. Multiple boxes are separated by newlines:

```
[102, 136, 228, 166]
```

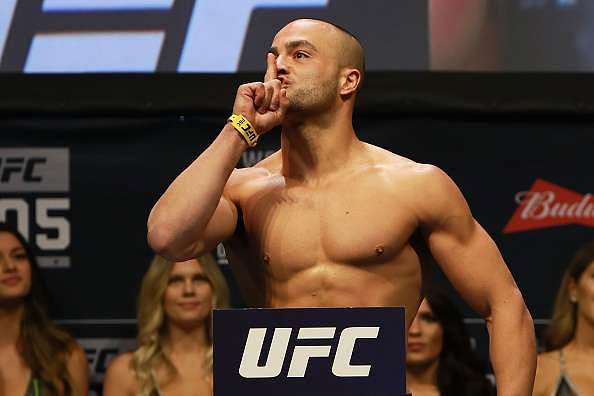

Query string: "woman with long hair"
[533, 241, 594, 396]
[0, 222, 88, 395]
[104, 253, 229, 396]
[406, 288, 494, 396]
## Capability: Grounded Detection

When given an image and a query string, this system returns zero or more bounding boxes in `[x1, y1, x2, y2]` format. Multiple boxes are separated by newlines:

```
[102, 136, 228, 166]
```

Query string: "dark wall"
[1, 112, 592, 392]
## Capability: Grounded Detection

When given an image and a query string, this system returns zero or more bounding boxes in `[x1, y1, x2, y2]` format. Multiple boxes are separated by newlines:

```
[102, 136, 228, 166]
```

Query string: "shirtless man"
[148, 18, 536, 395]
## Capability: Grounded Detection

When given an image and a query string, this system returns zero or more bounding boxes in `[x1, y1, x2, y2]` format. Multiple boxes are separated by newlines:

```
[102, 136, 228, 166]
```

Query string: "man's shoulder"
[361, 144, 466, 221]
[254, 149, 282, 171]
[229, 152, 279, 184]
[225, 151, 281, 198]
[362, 143, 448, 184]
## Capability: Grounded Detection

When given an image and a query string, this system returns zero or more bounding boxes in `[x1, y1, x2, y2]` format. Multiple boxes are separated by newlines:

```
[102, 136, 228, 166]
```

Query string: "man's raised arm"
[148, 54, 287, 260]
[415, 164, 536, 396]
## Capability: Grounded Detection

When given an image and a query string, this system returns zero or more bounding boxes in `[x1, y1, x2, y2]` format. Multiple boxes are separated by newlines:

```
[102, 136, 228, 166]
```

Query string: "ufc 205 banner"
[213, 307, 407, 396]
[0, 147, 71, 268]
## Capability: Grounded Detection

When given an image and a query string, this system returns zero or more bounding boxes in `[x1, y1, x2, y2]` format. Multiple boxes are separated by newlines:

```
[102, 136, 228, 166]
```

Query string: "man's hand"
[233, 53, 289, 135]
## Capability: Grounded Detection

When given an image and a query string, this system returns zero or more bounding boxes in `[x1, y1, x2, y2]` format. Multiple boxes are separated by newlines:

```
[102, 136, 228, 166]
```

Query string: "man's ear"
[339, 68, 362, 96]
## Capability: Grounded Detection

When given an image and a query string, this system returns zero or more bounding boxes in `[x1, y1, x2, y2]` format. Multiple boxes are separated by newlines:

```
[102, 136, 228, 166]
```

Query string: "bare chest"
[241, 182, 417, 276]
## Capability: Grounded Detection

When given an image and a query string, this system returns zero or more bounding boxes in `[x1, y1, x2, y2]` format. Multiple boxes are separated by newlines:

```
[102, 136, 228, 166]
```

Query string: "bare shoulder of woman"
[65, 341, 89, 396]
[533, 351, 560, 396]
[103, 352, 137, 396]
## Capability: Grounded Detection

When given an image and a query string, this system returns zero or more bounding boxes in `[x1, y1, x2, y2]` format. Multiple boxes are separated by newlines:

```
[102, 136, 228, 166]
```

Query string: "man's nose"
[275, 55, 288, 75]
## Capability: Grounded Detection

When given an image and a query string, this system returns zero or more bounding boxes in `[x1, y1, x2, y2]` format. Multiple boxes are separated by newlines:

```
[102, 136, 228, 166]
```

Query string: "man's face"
[269, 20, 341, 113]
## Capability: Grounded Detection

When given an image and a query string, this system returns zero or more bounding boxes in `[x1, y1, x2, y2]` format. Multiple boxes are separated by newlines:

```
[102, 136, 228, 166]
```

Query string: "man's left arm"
[415, 165, 536, 396]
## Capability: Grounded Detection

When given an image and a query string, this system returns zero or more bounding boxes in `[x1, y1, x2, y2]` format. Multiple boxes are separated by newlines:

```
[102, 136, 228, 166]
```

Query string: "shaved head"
[270, 18, 366, 112]
[285, 18, 365, 81]
[321, 20, 365, 73]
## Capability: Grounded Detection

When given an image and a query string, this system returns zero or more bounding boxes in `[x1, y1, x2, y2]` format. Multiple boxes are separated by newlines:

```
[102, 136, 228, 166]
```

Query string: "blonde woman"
[104, 253, 229, 396]
[533, 241, 594, 396]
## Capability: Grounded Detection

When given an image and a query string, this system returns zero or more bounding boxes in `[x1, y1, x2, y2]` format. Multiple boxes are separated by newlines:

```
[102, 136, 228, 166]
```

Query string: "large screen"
[430, 0, 594, 72]
[0, 0, 428, 73]
[1, 0, 592, 73]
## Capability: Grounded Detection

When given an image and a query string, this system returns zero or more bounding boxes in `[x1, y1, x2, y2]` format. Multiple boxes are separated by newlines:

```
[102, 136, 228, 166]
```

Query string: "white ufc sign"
[239, 326, 380, 378]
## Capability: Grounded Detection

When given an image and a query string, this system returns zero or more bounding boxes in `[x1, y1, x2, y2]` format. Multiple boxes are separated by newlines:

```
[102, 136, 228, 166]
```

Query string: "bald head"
[324, 20, 365, 73]
[282, 18, 365, 80]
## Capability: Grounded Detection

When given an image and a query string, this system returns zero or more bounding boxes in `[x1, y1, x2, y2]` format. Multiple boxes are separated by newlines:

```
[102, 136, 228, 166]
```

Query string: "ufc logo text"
[239, 326, 380, 378]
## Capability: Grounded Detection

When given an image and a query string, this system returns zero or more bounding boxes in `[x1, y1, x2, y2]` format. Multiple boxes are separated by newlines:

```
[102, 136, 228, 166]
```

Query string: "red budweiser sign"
[504, 179, 594, 233]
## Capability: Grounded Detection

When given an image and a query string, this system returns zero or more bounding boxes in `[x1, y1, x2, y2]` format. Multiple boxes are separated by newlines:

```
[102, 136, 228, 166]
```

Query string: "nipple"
[263, 253, 271, 264]
[375, 245, 385, 256]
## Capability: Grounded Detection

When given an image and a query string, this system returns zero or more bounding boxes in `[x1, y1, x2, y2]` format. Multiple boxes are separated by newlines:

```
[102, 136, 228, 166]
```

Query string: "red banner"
[504, 179, 594, 233]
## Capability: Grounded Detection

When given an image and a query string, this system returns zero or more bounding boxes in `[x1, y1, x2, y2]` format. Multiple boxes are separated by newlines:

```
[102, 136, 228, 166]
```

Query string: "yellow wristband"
[228, 114, 258, 147]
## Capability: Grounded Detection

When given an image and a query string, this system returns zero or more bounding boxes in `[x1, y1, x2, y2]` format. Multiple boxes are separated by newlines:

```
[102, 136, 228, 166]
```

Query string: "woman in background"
[0, 223, 88, 395]
[533, 241, 594, 396]
[104, 253, 229, 396]
[406, 288, 494, 396]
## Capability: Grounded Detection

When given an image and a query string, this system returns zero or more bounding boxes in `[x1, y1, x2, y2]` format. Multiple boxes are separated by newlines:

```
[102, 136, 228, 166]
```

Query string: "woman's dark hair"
[424, 288, 495, 396]
[0, 222, 75, 395]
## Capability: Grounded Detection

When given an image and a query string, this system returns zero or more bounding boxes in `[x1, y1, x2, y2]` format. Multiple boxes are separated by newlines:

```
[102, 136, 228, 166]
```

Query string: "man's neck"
[280, 108, 360, 182]
[166, 321, 209, 356]
[0, 302, 24, 347]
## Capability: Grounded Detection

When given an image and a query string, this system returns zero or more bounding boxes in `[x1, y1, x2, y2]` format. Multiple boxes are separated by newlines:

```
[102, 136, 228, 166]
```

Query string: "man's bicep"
[426, 218, 517, 318]
[417, 167, 517, 316]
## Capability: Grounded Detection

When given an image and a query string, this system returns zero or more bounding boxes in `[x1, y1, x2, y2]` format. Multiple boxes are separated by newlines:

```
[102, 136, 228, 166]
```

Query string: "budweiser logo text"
[503, 179, 594, 233]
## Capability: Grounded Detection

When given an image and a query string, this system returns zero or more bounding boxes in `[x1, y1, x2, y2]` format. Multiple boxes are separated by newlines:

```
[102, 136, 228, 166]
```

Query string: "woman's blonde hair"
[544, 240, 594, 351]
[131, 253, 230, 396]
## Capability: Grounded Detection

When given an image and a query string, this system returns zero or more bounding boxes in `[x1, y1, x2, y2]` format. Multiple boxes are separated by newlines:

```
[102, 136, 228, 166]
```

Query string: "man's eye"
[295, 51, 307, 59]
